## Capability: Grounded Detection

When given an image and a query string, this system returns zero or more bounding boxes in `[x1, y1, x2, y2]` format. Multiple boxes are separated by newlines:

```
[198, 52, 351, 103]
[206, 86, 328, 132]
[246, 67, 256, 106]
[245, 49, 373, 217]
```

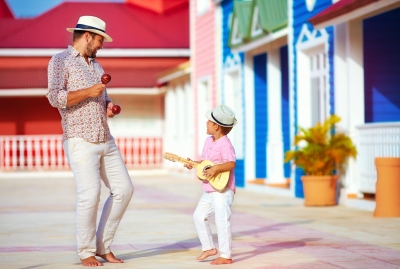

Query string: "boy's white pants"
[193, 189, 234, 259]
[63, 137, 134, 260]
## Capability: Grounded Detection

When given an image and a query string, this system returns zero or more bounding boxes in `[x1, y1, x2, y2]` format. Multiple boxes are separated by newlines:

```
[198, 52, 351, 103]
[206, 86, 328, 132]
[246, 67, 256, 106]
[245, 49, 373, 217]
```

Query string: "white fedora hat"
[67, 16, 113, 42]
[206, 104, 237, 127]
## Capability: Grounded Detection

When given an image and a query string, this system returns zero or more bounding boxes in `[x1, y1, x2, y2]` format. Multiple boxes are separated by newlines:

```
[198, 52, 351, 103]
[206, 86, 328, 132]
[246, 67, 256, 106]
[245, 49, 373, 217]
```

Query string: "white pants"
[193, 189, 234, 259]
[63, 138, 134, 260]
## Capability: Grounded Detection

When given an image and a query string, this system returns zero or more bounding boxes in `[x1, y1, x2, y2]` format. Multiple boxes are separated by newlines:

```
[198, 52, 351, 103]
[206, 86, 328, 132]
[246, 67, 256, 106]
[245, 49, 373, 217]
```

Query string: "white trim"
[250, 6, 263, 38]
[0, 87, 165, 96]
[312, 0, 400, 29]
[157, 67, 191, 84]
[231, 28, 288, 53]
[231, 17, 243, 46]
[0, 49, 190, 57]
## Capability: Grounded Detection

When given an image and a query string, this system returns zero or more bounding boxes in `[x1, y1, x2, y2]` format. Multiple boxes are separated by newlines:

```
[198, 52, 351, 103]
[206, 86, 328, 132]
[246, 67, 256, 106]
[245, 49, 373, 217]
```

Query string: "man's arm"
[66, 84, 106, 107]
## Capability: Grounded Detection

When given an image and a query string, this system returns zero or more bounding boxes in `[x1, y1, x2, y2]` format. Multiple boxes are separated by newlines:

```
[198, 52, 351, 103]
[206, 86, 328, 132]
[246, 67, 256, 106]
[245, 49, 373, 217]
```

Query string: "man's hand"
[106, 102, 115, 118]
[87, 83, 106, 98]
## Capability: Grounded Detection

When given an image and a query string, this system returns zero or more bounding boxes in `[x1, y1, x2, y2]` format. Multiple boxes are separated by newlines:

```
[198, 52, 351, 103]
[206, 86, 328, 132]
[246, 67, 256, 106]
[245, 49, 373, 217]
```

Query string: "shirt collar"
[68, 45, 95, 63]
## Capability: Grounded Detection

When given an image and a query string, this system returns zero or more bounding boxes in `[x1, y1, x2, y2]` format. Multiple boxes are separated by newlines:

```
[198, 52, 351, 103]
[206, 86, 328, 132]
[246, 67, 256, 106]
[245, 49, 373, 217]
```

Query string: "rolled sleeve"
[47, 56, 68, 108]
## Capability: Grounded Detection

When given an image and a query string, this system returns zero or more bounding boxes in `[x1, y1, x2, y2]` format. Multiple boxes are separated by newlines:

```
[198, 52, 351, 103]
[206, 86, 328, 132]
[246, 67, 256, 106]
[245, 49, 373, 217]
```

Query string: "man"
[47, 16, 134, 267]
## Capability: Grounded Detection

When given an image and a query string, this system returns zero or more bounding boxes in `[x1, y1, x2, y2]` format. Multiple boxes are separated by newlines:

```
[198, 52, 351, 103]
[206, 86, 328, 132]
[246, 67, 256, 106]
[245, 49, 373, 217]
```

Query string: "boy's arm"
[183, 158, 201, 170]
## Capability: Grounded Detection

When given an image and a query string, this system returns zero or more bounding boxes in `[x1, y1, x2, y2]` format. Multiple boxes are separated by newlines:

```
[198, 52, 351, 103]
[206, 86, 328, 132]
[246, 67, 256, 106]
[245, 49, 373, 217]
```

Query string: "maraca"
[112, 104, 121, 115]
[101, 73, 111, 84]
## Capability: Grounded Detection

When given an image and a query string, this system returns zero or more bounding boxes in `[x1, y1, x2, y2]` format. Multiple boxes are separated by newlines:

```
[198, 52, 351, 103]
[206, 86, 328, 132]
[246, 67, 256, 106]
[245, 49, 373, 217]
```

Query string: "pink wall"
[192, 1, 217, 158]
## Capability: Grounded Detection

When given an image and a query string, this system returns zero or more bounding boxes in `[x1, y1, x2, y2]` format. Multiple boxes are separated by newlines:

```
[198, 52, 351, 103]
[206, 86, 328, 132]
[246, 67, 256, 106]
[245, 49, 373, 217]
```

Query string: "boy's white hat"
[206, 104, 237, 127]
[67, 16, 113, 42]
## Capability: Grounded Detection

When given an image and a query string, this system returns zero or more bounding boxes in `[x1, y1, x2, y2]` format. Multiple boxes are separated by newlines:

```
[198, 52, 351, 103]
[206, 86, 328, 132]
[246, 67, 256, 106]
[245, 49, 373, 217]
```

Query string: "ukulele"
[163, 152, 230, 192]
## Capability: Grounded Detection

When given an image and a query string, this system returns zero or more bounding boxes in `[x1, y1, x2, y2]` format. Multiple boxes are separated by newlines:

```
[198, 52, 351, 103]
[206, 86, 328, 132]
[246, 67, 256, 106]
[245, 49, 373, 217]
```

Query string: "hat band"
[75, 23, 105, 33]
[211, 112, 234, 127]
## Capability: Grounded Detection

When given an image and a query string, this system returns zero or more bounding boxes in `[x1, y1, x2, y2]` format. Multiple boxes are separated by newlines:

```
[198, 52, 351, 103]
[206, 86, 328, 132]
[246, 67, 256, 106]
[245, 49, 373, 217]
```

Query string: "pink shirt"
[201, 135, 236, 193]
[46, 46, 112, 143]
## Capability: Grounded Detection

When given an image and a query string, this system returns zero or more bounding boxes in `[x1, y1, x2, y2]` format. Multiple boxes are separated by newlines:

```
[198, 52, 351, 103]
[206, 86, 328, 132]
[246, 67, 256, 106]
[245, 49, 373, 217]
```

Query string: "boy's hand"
[184, 158, 193, 170]
[204, 166, 219, 179]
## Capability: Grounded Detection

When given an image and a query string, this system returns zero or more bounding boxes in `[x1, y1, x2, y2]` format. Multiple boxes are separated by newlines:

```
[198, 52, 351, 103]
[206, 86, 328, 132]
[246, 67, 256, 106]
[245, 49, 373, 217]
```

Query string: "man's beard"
[86, 40, 97, 58]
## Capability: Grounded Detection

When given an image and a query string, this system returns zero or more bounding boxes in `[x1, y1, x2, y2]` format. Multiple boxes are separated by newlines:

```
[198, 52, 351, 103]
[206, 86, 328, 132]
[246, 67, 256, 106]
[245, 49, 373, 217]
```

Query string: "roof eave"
[309, 0, 400, 30]
[0, 48, 190, 57]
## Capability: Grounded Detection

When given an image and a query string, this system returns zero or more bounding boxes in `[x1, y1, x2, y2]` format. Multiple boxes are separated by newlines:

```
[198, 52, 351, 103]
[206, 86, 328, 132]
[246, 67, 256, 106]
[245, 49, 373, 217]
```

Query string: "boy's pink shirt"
[200, 135, 236, 193]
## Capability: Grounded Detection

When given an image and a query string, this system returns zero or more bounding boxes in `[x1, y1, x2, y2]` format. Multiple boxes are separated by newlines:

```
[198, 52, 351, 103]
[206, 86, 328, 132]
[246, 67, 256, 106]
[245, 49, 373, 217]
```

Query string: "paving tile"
[0, 174, 399, 269]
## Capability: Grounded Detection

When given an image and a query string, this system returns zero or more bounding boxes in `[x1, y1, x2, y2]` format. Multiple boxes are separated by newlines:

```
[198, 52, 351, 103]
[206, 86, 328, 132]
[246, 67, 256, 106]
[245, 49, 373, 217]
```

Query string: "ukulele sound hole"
[203, 165, 211, 173]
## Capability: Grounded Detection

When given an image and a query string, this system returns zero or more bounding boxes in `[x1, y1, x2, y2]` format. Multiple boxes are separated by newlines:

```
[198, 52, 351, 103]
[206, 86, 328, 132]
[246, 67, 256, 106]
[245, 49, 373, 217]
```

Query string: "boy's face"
[206, 120, 218, 135]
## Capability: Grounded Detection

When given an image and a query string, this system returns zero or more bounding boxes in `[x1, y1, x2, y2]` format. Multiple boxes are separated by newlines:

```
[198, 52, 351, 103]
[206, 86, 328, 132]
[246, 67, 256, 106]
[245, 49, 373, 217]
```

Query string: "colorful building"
[2, 0, 400, 209]
[181, 0, 400, 208]
[0, 0, 189, 171]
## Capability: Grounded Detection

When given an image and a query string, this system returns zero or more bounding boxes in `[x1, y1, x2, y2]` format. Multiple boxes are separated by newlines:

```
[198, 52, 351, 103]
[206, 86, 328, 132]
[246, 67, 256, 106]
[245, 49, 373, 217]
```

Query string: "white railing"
[0, 135, 163, 171]
[356, 122, 400, 193]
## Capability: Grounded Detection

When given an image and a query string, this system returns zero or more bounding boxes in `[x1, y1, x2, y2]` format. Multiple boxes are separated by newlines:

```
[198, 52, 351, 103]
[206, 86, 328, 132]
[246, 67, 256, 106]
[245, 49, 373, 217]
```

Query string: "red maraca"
[112, 104, 121, 115]
[101, 74, 121, 115]
[101, 73, 111, 84]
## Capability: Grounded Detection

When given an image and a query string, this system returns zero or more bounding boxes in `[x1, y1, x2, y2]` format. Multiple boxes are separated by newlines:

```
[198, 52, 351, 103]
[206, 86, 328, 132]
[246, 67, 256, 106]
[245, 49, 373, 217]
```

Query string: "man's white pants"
[63, 138, 134, 260]
[193, 189, 234, 259]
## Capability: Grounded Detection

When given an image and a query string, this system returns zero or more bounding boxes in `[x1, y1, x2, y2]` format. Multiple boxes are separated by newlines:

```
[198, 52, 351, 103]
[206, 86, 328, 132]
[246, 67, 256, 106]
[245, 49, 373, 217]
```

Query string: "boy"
[184, 104, 237, 265]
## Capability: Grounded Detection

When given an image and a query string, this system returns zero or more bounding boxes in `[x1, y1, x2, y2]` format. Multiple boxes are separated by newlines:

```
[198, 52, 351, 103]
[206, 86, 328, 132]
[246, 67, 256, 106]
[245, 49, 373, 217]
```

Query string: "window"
[310, 51, 328, 125]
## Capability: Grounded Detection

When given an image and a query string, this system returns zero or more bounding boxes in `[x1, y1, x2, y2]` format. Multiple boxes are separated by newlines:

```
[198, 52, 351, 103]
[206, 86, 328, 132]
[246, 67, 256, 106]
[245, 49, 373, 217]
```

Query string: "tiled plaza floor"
[0, 172, 399, 269]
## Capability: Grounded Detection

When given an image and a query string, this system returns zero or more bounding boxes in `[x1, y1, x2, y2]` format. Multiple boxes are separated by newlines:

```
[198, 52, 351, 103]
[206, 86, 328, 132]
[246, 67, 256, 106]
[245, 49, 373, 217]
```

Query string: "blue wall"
[364, 7, 400, 123]
[221, 0, 245, 187]
[254, 53, 268, 178]
[291, 0, 334, 197]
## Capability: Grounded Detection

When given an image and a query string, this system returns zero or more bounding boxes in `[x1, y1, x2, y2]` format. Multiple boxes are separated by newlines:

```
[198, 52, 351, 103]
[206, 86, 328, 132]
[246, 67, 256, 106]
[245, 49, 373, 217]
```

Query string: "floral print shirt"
[47, 46, 112, 143]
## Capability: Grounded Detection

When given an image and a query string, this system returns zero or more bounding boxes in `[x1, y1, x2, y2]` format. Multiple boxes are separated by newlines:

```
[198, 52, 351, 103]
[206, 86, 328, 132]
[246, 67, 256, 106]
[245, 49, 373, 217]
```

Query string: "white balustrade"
[0, 135, 163, 171]
[356, 122, 400, 193]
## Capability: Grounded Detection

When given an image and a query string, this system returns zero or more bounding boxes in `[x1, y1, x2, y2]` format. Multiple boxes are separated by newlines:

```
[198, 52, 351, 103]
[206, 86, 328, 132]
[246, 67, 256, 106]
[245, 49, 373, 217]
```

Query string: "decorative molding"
[296, 24, 328, 51]
[223, 53, 242, 73]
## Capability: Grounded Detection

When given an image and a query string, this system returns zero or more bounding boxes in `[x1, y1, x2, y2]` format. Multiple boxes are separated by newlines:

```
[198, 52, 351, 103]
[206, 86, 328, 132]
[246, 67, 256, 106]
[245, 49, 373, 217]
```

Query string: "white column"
[244, 53, 255, 182]
[345, 20, 365, 197]
[266, 49, 285, 184]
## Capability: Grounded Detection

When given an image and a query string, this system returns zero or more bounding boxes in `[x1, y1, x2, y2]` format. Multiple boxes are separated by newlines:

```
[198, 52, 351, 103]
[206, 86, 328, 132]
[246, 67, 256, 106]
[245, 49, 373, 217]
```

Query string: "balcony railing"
[356, 122, 400, 193]
[0, 135, 163, 171]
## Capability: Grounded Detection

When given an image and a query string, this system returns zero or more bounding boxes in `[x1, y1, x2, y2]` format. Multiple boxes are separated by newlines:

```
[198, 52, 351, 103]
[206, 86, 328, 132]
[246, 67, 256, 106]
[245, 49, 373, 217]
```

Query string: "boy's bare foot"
[96, 252, 123, 263]
[81, 256, 103, 267]
[196, 248, 218, 260]
[210, 257, 233, 265]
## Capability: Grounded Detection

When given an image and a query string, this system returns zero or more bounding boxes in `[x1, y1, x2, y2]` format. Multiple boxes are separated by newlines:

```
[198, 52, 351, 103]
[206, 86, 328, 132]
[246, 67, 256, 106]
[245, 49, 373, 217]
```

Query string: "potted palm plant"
[285, 115, 357, 206]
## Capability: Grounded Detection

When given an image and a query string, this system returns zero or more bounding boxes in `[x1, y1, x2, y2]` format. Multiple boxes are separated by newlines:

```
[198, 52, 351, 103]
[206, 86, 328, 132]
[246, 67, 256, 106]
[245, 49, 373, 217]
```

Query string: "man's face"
[86, 34, 104, 58]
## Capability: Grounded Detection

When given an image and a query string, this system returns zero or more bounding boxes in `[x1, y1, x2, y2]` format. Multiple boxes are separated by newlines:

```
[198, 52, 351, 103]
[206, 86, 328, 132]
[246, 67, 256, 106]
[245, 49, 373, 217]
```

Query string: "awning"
[308, 0, 400, 29]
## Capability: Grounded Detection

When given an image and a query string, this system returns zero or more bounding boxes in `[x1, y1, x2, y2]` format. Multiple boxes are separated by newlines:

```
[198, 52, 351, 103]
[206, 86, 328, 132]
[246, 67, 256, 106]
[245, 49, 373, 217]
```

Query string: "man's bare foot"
[96, 252, 123, 263]
[81, 256, 103, 267]
[196, 248, 218, 260]
[210, 257, 233, 265]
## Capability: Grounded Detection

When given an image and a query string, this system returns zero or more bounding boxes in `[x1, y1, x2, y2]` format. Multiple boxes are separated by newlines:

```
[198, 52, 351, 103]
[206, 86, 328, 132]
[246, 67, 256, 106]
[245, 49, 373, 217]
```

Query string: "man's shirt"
[47, 46, 112, 143]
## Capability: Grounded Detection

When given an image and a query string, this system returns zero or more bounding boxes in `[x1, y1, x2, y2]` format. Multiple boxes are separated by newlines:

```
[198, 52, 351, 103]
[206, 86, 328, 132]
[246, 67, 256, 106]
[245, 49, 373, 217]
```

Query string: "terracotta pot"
[301, 175, 338, 206]
[374, 158, 400, 217]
